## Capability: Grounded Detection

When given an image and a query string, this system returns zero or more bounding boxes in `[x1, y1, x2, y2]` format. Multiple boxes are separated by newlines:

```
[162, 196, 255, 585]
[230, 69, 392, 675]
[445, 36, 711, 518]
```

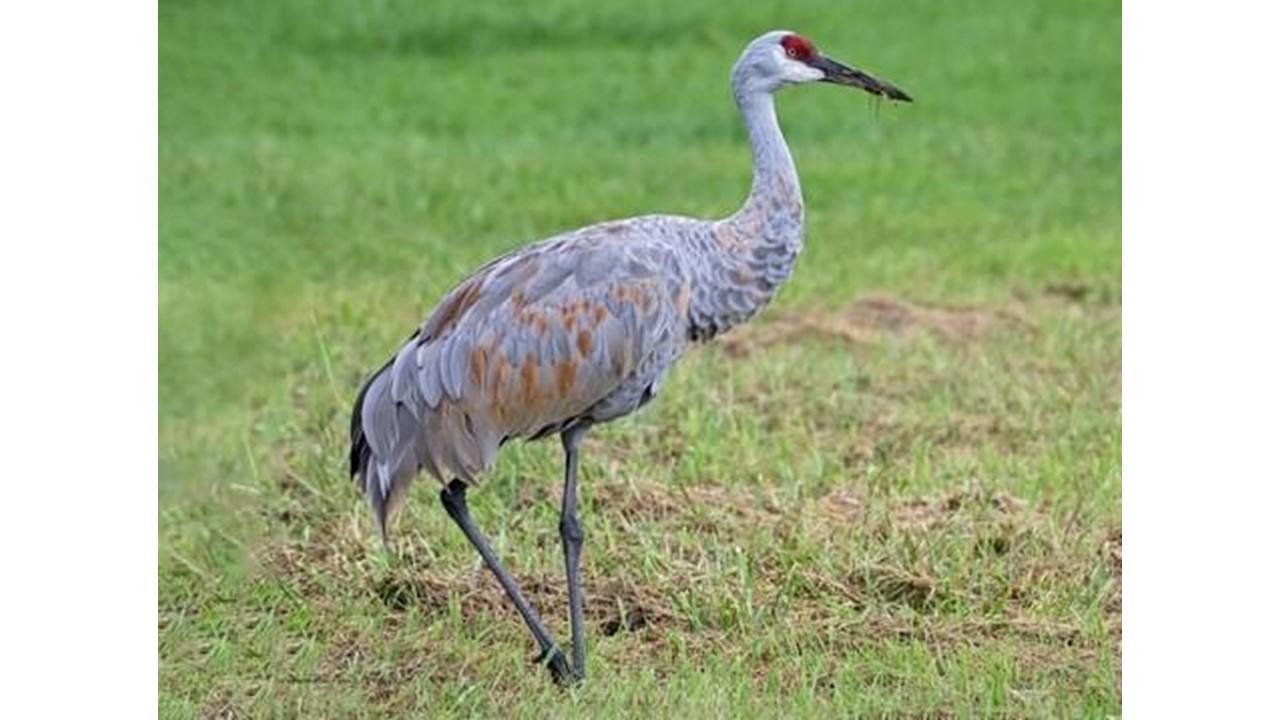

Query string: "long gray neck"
[687, 88, 805, 341]
[730, 90, 804, 230]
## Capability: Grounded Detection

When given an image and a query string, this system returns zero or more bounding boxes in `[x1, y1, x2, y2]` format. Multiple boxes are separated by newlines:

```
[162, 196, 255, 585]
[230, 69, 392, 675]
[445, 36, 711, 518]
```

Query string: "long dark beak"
[812, 55, 913, 102]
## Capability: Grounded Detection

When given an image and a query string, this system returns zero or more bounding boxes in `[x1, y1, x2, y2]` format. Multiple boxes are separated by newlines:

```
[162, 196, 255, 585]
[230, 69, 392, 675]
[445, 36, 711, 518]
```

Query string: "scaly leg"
[439, 480, 575, 685]
[560, 423, 590, 680]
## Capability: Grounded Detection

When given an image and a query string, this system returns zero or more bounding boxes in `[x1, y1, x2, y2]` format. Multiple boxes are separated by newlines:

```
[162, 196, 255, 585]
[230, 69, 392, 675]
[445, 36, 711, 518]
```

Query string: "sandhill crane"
[349, 30, 911, 685]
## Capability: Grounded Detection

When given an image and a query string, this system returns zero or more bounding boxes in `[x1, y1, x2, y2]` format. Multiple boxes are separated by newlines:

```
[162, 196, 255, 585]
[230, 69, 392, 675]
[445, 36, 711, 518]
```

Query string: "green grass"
[160, 0, 1120, 716]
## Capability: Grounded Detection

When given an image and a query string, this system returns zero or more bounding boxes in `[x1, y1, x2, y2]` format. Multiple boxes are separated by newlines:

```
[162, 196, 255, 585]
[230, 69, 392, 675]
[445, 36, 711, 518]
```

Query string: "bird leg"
[439, 479, 576, 686]
[560, 423, 590, 680]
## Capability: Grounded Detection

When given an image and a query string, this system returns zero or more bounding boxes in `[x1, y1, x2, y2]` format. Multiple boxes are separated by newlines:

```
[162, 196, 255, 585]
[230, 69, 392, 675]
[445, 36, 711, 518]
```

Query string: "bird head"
[732, 31, 912, 103]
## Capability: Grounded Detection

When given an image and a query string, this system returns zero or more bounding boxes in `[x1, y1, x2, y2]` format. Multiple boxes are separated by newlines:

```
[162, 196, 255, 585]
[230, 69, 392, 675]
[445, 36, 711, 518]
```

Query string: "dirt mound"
[721, 294, 1032, 357]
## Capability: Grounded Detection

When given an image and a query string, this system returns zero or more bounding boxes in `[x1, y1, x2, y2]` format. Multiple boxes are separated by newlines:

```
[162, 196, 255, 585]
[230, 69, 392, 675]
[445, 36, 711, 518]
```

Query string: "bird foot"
[536, 647, 581, 687]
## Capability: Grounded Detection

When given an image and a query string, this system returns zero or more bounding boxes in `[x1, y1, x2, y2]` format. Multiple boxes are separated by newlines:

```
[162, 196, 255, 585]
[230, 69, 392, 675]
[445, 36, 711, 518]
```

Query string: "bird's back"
[350, 216, 700, 533]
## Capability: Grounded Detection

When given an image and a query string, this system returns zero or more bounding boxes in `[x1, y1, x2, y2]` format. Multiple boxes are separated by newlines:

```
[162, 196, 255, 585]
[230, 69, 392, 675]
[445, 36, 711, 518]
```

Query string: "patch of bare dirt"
[800, 564, 940, 610]
[588, 480, 1036, 542]
[395, 571, 673, 646]
[591, 480, 784, 531]
[1103, 528, 1122, 617]
[837, 410, 1031, 469]
[280, 535, 679, 638]
[1043, 281, 1091, 303]
[815, 486, 864, 522]
[891, 488, 1029, 529]
[814, 485, 1032, 530]
[199, 689, 242, 720]
[721, 293, 1034, 358]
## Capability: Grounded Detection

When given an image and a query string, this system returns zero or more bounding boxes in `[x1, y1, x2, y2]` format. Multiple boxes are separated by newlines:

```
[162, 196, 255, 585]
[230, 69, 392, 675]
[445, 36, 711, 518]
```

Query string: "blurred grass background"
[160, 0, 1120, 715]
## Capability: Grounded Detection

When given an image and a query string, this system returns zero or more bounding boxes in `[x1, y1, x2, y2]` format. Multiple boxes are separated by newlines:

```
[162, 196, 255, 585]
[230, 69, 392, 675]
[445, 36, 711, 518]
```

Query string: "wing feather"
[357, 218, 694, 506]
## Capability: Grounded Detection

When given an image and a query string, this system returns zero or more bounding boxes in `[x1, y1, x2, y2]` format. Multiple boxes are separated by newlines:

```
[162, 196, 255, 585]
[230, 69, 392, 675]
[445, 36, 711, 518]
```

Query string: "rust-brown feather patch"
[519, 355, 539, 406]
[469, 346, 488, 386]
[554, 359, 578, 396]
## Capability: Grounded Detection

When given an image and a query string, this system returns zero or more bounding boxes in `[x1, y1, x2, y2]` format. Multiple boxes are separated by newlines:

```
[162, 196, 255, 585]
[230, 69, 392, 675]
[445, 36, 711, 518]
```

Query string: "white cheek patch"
[782, 61, 824, 84]
[771, 45, 823, 84]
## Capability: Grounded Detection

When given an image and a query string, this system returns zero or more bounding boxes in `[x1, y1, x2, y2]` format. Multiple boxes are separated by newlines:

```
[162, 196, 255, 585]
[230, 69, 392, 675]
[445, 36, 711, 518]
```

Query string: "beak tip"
[817, 57, 913, 103]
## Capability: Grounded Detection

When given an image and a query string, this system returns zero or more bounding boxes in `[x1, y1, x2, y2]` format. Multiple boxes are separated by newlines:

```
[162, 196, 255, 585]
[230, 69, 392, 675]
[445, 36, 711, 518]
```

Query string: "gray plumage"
[346, 28, 910, 687]
[350, 33, 828, 535]
[351, 201, 798, 531]
[349, 30, 916, 532]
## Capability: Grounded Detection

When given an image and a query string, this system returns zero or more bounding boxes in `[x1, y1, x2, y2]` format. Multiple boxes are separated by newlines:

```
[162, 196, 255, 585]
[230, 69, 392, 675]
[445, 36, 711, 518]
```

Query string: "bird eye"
[786, 47, 798, 58]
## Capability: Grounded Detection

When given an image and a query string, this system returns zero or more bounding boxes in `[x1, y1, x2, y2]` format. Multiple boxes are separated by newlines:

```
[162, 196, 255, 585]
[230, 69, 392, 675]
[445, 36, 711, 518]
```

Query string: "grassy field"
[159, 0, 1121, 716]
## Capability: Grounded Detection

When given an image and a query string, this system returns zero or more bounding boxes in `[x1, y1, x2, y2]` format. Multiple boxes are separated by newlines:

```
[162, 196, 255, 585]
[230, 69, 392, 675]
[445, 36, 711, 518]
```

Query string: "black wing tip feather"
[348, 373, 375, 480]
[349, 354, 397, 480]
[350, 362, 391, 544]
[349, 331, 421, 543]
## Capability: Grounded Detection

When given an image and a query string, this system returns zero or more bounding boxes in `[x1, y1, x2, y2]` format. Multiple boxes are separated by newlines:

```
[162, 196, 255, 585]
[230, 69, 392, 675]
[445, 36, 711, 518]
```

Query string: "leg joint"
[439, 479, 468, 517]
[559, 513, 584, 544]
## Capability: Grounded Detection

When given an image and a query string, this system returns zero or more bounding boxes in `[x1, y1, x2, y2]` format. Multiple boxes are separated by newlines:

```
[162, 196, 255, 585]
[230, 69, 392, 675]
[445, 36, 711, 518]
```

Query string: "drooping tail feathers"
[348, 359, 384, 482]
[349, 353, 419, 542]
